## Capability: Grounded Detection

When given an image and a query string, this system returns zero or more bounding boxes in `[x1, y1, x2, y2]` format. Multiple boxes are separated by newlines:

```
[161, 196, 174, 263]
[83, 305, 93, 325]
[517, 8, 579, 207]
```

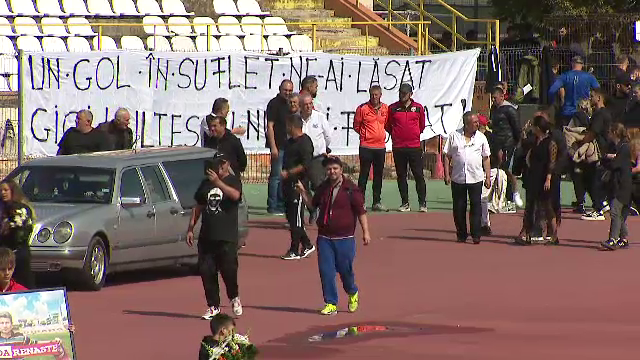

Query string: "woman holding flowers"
[0, 180, 35, 288]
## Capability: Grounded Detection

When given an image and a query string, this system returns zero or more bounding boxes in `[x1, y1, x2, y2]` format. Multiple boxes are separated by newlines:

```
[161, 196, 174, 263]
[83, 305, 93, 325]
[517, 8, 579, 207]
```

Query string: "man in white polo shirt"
[443, 112, 491, 244]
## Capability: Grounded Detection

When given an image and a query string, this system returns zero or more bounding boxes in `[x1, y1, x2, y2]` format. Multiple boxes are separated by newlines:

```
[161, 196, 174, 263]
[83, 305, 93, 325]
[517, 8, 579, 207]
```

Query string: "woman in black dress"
[515, 115, 561, 245]
[0, 180, 35, 288]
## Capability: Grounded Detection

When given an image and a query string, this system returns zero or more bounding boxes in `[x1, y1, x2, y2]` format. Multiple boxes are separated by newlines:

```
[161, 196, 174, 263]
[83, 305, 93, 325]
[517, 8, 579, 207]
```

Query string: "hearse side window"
[162, 158, 206, 209]
[140, 165, 171, 203]
[120, 168, 147, 203]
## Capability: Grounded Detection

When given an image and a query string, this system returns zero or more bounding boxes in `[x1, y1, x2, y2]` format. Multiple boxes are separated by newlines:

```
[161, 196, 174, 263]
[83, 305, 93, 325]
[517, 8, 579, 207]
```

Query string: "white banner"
[20, 49, 479, 156]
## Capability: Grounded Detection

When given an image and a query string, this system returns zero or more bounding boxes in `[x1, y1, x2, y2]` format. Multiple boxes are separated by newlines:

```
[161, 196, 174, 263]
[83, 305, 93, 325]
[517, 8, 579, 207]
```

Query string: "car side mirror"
[121, 197, 143, 207]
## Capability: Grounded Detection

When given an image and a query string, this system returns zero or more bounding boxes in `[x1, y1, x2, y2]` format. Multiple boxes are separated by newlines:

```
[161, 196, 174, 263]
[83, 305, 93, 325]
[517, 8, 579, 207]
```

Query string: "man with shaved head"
[97, 107, 134, 150]
[57, 109, 112, 155]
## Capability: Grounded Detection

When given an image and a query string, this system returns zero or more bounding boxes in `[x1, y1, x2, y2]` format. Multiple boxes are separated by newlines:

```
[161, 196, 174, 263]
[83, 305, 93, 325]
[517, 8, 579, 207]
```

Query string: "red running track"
[65, 210, 640, 359]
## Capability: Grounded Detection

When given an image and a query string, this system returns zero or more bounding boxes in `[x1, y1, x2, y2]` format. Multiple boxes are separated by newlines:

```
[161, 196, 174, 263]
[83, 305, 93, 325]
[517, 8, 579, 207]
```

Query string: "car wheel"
[80, 237, 108, 291]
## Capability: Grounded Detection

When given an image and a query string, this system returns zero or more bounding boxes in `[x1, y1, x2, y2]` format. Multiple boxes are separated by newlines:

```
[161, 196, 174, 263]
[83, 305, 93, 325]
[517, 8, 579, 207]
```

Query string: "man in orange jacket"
[354, 85, 389, 211]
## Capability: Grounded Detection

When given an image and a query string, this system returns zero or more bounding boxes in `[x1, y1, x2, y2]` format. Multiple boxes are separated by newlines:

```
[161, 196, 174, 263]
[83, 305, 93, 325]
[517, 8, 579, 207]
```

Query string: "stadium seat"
[267, 35, 291, 53]
[67, 17, 96, 35]
[143, 15, 170, 35]
[0, 17, 14, 36]
[66, 36, 91, 51]
[93, 35, 117, 50]
[41, 17, 70, 36]
[167, 16, 193, 35]
[0, 0, 13, 16]
[290, 34, 312, 52]
[236, 0, 268, 16]
[161, 0, 192, 15]
[170, 35, 194, 51]
[217, 16, 244, 36]
[10, 0, 42, 16]
[146, 35, 170, 51]
[87, 0, 115, 16]
[243, 34, 266, 51]
[192, 16, 220, 35]
[136, 0, 163, 15]
[194, 35, 219, 51]
[36, 0, 66, 16]
[62, 0, 90, 15]
[264, 17, 294, 35]
[212, 0, 240, 15]
[16, 35, 43, 51]
[218, 35, 242, 51]
[42, 36, 67, 51]
[0, 36, 15, 54]
[14, 17, 42, 36]
[113, 0, 139, 15]
[120, 35, 144, 50]
[240, 16, 262, 35]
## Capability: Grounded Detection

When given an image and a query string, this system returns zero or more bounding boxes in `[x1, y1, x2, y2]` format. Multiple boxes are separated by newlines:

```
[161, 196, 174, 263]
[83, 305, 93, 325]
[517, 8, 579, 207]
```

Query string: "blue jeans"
[317, 235, 358, 305]
[267, 151, 285, 213]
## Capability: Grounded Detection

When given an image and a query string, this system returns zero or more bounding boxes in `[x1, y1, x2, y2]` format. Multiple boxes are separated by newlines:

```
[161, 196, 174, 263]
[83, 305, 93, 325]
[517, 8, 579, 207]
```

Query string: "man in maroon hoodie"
[386, 83, 427, 212]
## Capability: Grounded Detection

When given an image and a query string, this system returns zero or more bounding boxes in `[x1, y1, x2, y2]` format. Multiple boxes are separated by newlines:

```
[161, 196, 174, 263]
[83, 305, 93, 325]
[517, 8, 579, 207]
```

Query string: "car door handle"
[170, 208, 179, 215]
[147, 210, 156, 218]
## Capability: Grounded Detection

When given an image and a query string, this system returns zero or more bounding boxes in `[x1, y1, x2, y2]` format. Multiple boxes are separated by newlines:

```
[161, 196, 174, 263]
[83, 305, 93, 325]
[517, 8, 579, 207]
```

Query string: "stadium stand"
[218, 35, 243, 51]
[87, 0, 116, 16]
[170, 35, 195, 51]
[10, 0, 42, 16]
[42, 17, 71, 37]
[136, 0, 164, 16]
[167, 16, 194, 35]
[236, 0, 269, 16]
[14, 17, 42, 36]
[16, 35, 43, 51]
[36, 0, 66, 17]
[146, 35, 171, 50]
[213, 0, 240, 16]
[62, 0, 91, 15]
[192, 16, 220, 35]
[42, 36, 68, 51]
[93, 34, 118, 50]
[67, 36, 92, 51]
[195, 35, 219, 51]
[67, 17, 97, 36]
[120, 35, 144, 50]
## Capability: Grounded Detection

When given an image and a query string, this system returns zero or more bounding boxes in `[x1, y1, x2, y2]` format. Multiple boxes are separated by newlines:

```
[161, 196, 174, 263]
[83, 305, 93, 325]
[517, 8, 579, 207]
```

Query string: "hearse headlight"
[36, 228, 51, 243]
[53, 222, 73, 244]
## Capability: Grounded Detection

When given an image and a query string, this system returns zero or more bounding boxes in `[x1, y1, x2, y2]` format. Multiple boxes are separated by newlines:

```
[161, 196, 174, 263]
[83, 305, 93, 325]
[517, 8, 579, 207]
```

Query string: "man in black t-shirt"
[280, 114, 316, 260]
[57, 109, 112, 155]
[187, 153, 243, 320]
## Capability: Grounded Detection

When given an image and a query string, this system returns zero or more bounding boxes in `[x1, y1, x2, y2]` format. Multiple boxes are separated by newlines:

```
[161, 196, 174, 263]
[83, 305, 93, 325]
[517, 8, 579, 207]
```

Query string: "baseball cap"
[205, 152, 229, 173]
[322, 156, 343, 168]
[615, 72, 632, 86]
[571, 55, 584, 64]
[399, 83, 413, 93]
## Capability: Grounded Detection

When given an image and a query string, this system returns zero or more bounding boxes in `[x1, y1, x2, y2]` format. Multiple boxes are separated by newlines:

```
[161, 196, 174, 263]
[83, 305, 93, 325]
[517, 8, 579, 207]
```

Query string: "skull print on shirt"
[207, 187, 223, 214]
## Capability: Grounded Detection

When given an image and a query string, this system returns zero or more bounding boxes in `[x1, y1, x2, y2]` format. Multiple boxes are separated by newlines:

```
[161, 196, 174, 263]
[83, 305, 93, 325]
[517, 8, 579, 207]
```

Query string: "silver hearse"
[4, 147, 249, 290]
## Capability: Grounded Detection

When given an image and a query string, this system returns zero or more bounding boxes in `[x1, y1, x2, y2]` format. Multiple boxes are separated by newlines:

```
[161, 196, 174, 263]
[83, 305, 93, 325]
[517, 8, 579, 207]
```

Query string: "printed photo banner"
[0, 288, 75, 359]
[20, 49, 480, 156]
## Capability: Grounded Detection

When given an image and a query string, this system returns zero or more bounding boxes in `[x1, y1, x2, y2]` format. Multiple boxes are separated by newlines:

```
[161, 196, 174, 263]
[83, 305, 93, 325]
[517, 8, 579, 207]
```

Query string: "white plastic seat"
[217, 16, 244, 36]
[218, 35, 242, 51]
[16, 35, 42, 51]
[195, 35, 218, 51]
[10, 0, 42, 15]
[236, 0, 268, 15]
[143, 15, 170, 35]
[243, 34, 266, 51]
[120, 35, 144, 50]
[41, 17, 69, 36]
[0, 36, 15, 54]
[93, 35, 117, 50]
[290, 34, 312, 52]
[161, 0, 192, 15]
[14, 17, 42, 35]
[264, 16, 294, 35]
[136, 0, 162, 15]
[212, 0, 239, 15]
[87, 0, 115, 15]
[112, 0, 139, 15]
[167, 16, 192, 35]
[170, 35, 194, 51]
[240, 16, 262, 35]
[67, 17, 95, 35]
[42, 36, 67, 51]
[0, 17, 14, 36]
[0, 0, 13, 16]
[267, 35, 291, 53]
[146, 35, 170, 51]
[36, 0, 65, 16]
[66, 36, 90, 51]
[192, 16, 220, 35]
[62, 0, 89, 15]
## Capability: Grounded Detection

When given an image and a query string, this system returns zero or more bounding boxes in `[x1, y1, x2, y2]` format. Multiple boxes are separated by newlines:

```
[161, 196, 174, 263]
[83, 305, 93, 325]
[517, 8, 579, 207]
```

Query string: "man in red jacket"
[386, 83, 427, 212]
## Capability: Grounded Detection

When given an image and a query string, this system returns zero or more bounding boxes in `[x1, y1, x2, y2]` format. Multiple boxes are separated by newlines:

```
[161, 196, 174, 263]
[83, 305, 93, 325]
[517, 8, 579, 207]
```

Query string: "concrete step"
[269, 9, 335, 18]
[323, 46, 390, 55]
[315, 35, 379, 49]
[262, 0, 324, 10]
[286, 17, 353, 30]
[299, 27, 363, 37]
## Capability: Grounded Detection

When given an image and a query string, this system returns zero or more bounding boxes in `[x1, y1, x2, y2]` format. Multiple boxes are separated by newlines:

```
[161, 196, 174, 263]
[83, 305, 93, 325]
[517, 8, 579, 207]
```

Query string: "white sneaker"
[581, 211, 605, 221]
[513, 192, 524, 208]
[301, 245, 316, 258]
[231, 297, 243, 316]
[202, 306, 220, 320]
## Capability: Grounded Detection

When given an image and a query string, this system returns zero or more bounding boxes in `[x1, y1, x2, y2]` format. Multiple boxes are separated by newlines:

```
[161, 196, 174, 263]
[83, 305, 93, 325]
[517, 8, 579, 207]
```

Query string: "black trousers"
[358, 147, 386, 204]
[570, 161, 587, 205]
[392, 147, 427, 205]
[198, 241, 239, 308]
[583, 162, 605, 211]
[284, 183, 312, 254]
[451, 181, 483, 240]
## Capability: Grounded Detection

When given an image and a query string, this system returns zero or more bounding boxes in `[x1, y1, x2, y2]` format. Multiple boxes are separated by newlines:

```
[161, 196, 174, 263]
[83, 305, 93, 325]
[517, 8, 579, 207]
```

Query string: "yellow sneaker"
[320, 303, 337, 315]
[348, 292, 359, 313]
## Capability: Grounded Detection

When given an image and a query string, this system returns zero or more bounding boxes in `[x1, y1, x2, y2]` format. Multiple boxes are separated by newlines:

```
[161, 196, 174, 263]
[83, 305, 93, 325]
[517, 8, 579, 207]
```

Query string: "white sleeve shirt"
[443, 129, 491, 184]
[302, 110, 333, 157]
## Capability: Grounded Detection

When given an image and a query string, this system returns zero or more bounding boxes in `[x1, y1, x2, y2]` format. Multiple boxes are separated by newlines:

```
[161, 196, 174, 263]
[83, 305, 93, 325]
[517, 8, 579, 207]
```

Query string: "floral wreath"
[202, 331, 258, 360]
